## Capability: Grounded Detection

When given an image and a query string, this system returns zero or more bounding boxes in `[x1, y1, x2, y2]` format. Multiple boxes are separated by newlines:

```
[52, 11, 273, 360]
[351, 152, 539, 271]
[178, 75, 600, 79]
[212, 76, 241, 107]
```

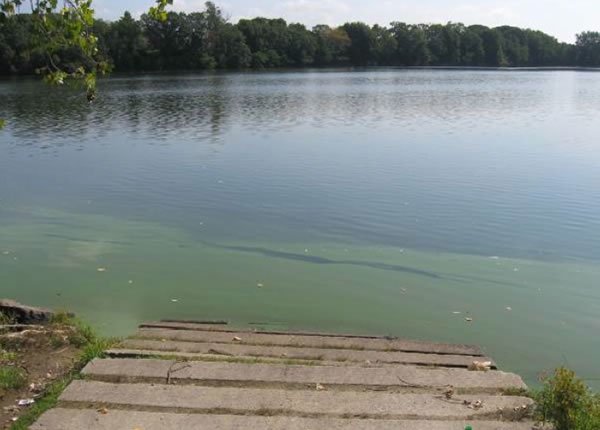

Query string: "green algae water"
[1, 70, 600, 388]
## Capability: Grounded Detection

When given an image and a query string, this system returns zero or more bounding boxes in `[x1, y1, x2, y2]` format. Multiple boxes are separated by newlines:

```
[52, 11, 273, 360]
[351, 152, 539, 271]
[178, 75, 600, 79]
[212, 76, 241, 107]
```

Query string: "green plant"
[0, 311, 15, 325]
[0, 350, 18, 362]
[535, 367, 600, 430]
[0, 366, 27, 390]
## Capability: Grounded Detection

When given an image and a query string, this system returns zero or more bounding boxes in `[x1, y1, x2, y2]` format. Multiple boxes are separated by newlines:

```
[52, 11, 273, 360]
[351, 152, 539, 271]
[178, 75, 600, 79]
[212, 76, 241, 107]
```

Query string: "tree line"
[2, 1, 600, 76]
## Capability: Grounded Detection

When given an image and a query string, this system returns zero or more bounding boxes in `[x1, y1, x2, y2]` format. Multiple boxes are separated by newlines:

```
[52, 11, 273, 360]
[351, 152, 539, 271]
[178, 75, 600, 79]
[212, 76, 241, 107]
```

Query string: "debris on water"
[97, 267, 107, 272]
[233, 336, 242, 342]
[400, 288, 407, 293]
[489, 256, 500, 260]
[217, 180, 224, 184]
[469, 361, 492, 372]
[171, 299, 178, 303]
[2, 250, 10, 255]
[304, 249, 309, 253]
[128, 280, 134, 285]
[17, 399, 35, 407]
[453, 311, 462, 315]
[465, 317, 473, 322]
[257, 283, 264, 288]
[513, 268, 519, 272]
[316, 383, 326, 391]
[506, 306, 512, 311]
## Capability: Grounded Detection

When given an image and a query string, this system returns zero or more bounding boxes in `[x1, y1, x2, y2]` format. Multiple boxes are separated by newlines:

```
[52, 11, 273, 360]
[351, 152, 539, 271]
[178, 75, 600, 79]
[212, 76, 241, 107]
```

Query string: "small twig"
[395, 375, 427, 388]
[208, 348, 234, 357]
[166, 361, 191, 385]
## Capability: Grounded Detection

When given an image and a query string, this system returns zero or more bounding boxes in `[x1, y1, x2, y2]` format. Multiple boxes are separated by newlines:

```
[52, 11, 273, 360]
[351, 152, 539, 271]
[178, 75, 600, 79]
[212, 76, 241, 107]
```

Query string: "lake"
[1, 69, 599, 388]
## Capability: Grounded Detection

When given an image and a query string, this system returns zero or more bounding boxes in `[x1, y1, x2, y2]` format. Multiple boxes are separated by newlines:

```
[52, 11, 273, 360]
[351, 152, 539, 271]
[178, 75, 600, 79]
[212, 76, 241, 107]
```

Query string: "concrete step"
[59, 380, 534, 421]
[82, 358, 526, 392]
[32, 408, 537, 430]
[118, 338, 491, 368]
[139, 322, 483, 356]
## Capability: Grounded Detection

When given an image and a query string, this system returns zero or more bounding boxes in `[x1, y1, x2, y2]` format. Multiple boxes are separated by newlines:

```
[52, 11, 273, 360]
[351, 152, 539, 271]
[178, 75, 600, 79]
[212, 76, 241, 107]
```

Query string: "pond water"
[1, 70, 599, 388]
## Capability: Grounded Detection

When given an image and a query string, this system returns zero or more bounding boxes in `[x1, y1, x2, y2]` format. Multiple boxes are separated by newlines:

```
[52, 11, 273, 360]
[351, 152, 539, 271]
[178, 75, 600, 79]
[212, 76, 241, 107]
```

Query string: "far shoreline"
[2, 65, 600, 83]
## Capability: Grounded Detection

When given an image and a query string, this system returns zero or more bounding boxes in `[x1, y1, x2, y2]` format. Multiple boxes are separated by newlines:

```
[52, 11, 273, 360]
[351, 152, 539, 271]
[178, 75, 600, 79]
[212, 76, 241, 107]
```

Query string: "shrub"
[535, 367, 600, 430]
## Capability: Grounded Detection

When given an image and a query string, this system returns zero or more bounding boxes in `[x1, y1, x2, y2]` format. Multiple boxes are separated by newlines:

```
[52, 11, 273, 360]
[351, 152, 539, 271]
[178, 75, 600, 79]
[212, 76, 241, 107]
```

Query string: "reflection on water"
[1, 70, 600, 388]
[3, 70, 599, 146]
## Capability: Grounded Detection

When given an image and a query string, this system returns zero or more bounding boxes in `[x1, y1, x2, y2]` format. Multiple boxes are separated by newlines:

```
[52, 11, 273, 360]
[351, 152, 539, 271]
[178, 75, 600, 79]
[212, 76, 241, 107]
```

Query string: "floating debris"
[506, 307, 512, 311]
[257, 283, 264, 288]
[452, 311, 462, 315]
[2, 250, 10, 255]
[171, 299, 178, 303]
[513, 268, 519, 272]
[128, 280, 134, 285]
[233, 336, 242, 342]
[465, 317, 473, 322]
[97, 267, 107, 272]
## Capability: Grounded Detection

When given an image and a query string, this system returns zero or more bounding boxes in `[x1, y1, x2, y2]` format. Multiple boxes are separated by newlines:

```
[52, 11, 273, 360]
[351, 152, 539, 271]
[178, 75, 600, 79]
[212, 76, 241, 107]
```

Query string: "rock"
[0, 299, 57, 324]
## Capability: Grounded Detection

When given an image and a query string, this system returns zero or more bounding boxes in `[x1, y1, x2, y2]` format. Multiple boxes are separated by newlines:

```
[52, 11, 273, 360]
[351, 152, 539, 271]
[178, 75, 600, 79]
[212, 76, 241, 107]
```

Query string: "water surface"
[1, 70, 599, 387]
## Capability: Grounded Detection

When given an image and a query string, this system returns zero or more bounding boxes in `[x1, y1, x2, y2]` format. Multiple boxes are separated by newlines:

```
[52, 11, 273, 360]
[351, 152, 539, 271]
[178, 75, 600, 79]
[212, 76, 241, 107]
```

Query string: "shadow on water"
[202, 241, 444, 279]
[200, 241, 527, 289]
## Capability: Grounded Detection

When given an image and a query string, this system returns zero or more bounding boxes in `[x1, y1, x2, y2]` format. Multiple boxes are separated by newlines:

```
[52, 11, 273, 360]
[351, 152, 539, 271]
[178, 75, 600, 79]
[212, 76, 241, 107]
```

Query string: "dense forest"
[1, 1, 600, 76]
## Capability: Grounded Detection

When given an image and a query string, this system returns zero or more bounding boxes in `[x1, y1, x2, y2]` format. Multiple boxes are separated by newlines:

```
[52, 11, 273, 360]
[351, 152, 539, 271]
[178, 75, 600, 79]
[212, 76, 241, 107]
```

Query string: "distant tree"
[103, 12, 147, 71]
[460, 27, 485, 65]
[313, 25, 350, 65]
[496, 26, 529, 66]
[342, 22, 374, 66]
[371, 24, 397, 65]
[576, 32, 600, 66]
[390, 22, 430, 65]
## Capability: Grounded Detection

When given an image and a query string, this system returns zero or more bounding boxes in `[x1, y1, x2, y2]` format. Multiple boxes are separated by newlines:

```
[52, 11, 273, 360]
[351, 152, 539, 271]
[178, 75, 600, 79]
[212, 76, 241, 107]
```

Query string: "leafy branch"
[0, 0, 173, 129]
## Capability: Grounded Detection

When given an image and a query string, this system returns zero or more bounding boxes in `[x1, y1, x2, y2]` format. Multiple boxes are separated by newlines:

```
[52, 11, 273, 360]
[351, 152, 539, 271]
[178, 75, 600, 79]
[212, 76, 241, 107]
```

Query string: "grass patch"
[534, 367, 600, 430]
[0, 366, 27, 390]
[501, 387, 532, 397]
[8, 314, 119, 430]
[9, 377, 70, 430]
[0, 349, 17, 362]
